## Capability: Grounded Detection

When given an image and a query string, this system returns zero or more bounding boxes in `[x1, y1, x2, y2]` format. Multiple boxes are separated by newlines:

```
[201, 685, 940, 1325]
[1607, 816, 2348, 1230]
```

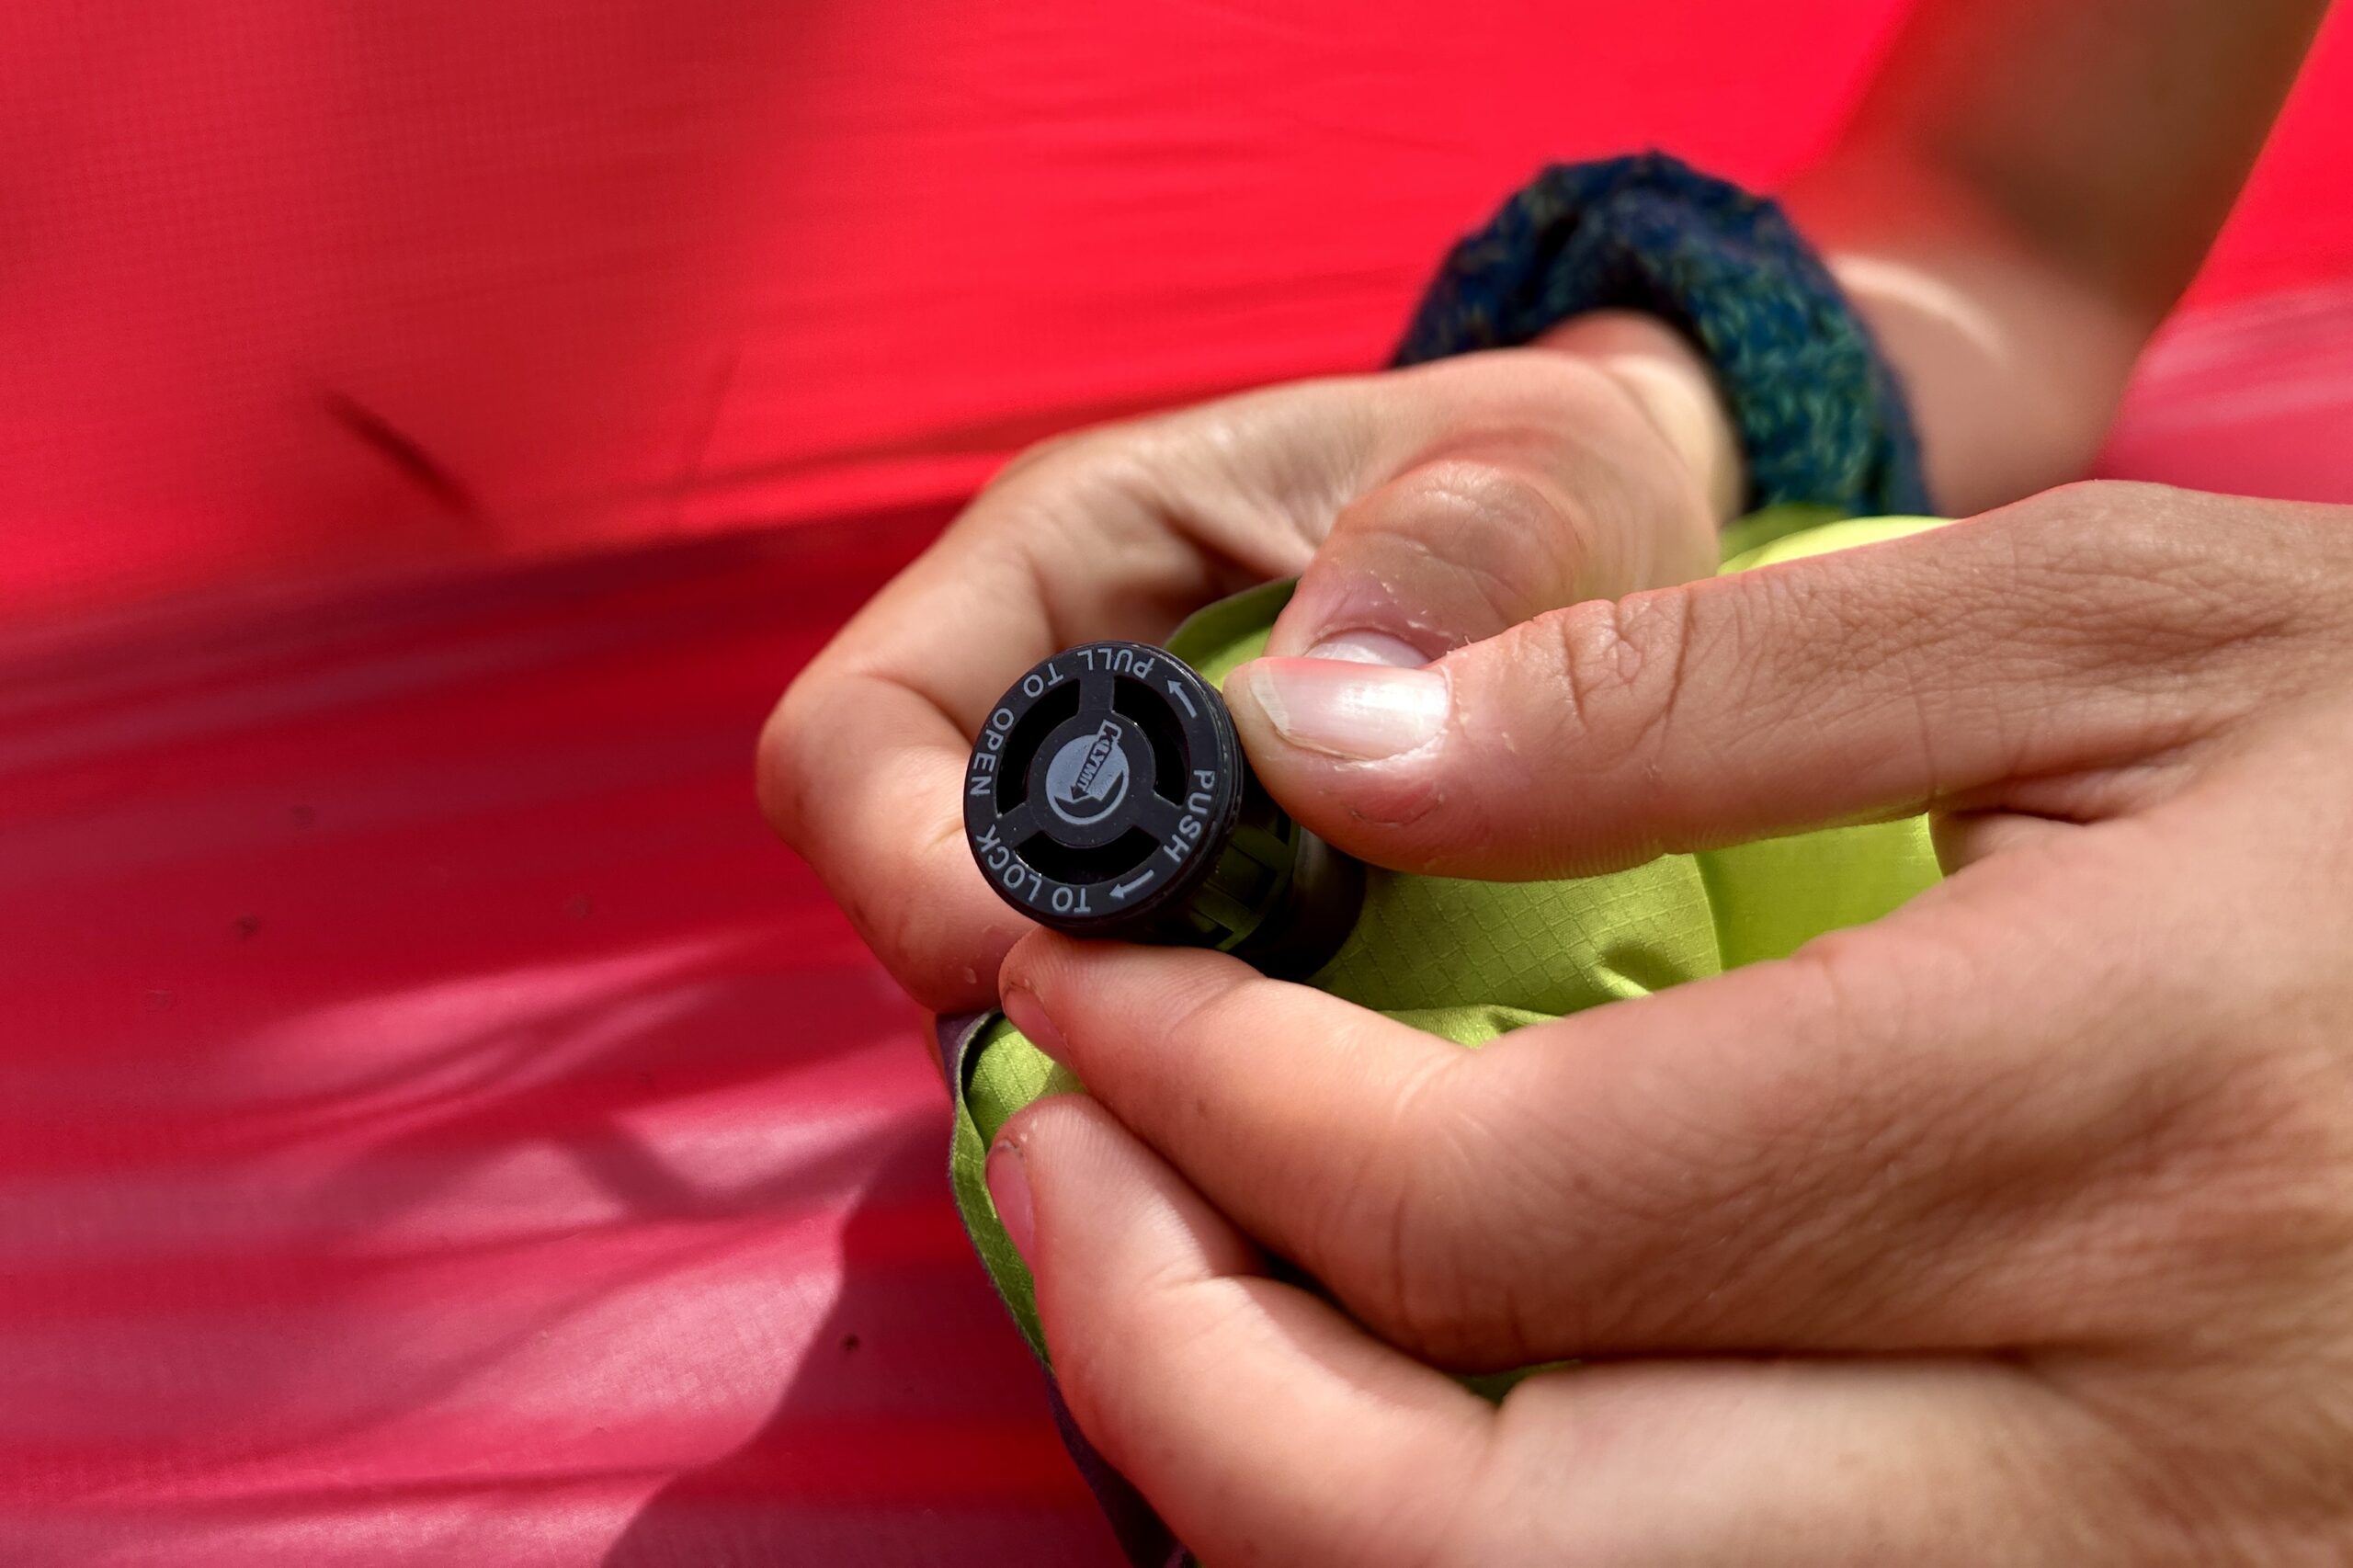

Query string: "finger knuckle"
[1526, 585, 1701, 782]
[1997, 482, 2315, 672]
[1309, 1058, 1495, 1359]
[755, 677, 826, 846]
[1365, 458, 1592, 625]
[976, 427, 1097, 498]
[1054, 1269, 1248, 1468]
[1155, 962, 1269, 1054]
[971, 427, 1169, 551]
[1335, 1165, 1491, 1365]
[1301, 512, 1556, 669]
[1316, 1058, 1582, 1369]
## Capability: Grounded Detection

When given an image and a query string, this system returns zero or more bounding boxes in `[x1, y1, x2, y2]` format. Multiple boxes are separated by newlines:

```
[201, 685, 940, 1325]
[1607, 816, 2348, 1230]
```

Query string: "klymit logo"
[1045, 722, 1130, 824]
[1071, 722, 1120, 798]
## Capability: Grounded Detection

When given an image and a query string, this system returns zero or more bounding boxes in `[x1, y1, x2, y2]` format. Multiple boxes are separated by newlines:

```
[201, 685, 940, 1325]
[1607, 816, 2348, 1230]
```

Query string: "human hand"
[991, 483, 2353, 1563]
[760, 316, 1733, 1012]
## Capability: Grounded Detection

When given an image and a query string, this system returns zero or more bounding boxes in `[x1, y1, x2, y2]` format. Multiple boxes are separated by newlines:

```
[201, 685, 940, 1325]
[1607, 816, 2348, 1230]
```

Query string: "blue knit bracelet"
[1395, 153, 1932, 518]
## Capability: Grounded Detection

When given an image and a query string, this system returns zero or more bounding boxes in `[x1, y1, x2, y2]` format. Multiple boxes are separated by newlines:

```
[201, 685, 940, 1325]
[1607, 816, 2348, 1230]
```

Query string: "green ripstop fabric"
[950, 509, 1949, 1358]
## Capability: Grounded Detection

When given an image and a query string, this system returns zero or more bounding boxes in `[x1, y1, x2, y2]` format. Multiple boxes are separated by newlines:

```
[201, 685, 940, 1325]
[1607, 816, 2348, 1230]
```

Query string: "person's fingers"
[1266, 347, 1720, 666]
[999, 1096, 2151, 1566]
[990, 1095, 1494, 1568]
[767, 359, 1700, 1008]
[760, 668, 1029, 1011]
[1000, 814, 2290, 1369]
[761, 386, 1403, 1009]
[760, 517, 1222, 1011]
[1229, 482, 2342, 881]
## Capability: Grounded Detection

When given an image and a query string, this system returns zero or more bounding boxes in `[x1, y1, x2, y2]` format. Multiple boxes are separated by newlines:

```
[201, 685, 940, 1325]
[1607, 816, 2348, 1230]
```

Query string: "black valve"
[963, 640, 1364, 979]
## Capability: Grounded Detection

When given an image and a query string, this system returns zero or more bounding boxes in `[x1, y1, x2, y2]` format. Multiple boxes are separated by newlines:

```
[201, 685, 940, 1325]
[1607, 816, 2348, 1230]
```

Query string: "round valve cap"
[962, 640, 1363, 978]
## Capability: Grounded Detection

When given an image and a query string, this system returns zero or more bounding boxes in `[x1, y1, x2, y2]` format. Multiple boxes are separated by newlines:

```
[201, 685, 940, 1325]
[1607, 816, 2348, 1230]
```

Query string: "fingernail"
[1002, 984, 1067, 1064]
[1303, 630, 1428, 668]
[986, 1140, 1036, 1262]
[1235, 659, 1449, 761]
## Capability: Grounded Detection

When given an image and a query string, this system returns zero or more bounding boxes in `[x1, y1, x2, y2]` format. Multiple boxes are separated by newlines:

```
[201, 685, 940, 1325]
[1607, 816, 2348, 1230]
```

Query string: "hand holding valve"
[963, 640, 1363, 981]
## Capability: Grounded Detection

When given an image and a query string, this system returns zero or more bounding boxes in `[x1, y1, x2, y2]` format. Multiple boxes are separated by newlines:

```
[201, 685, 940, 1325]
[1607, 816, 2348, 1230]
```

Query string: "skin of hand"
[987, 481, 2353, 1565]
[760, 0, 2326, 1018]
[1787, 0, 2328, 513]
[758, 317, 1736, 1014]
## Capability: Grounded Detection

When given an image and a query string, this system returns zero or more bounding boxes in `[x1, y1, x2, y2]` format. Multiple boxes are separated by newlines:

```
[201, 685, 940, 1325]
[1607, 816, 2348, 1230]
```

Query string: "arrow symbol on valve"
[1110, 871, 1154, 901]
[1166, 680, 1197, 719]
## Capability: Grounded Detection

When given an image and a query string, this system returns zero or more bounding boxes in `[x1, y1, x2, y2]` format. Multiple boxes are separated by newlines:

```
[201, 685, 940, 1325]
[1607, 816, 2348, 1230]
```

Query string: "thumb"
[1265, 335, 1722, 666]
[1229, 485, 2308, 879]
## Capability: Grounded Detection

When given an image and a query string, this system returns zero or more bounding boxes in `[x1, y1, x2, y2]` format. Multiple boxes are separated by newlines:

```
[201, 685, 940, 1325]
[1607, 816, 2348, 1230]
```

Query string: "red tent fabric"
[0, 0, 2347, 623]
[1, 5, 2348, 1564]
[0, 510, 1139, 1564]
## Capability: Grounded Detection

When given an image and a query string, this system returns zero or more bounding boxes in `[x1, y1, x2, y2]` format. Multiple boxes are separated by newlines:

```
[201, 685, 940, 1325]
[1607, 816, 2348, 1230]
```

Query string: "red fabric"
[2097, 282, 2353, 505]
[2, 0, 2347, 623]
[0, 509, 1125, 1564]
